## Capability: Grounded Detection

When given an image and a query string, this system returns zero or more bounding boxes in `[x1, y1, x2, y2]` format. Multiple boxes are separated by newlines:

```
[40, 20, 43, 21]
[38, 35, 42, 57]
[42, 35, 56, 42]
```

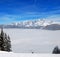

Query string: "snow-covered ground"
[0, 51, 60, 57]
[1, 29, 60, 53]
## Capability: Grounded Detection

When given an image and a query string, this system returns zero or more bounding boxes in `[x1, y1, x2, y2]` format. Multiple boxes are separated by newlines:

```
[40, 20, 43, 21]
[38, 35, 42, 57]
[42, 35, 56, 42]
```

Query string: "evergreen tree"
[6, 35, 11, 52]
[0, 28, 12, 52]
[52, 46, 60, 54]
[4, 33, 11, 52]
[0, 28, 5, 51]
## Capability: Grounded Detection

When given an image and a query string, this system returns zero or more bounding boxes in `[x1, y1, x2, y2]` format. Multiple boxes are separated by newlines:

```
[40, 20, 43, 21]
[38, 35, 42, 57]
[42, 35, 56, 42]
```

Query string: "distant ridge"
[0, 19, 60, 30]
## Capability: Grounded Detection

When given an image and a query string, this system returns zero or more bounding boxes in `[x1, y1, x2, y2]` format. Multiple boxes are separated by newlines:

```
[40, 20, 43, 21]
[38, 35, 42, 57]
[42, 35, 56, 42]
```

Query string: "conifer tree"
[0, 28, 11, 52]
[3, 33, 7, 51]
[52, 46, 60, 54]
[6, 35, 11, 52]
[0, 28, 5, 51]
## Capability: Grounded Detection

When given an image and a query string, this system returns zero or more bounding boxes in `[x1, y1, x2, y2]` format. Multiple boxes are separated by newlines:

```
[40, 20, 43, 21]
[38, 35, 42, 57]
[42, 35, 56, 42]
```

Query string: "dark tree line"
[0, 28, 11, 52]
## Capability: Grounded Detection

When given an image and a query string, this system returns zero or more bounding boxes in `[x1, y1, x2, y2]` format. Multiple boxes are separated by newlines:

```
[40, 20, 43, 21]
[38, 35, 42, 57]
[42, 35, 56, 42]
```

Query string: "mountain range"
[0, 19, 60, 30]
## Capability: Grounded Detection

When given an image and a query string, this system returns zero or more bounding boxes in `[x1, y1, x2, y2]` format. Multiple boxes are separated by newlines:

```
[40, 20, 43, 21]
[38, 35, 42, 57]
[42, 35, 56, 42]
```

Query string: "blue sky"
[0, 0, 60, 24]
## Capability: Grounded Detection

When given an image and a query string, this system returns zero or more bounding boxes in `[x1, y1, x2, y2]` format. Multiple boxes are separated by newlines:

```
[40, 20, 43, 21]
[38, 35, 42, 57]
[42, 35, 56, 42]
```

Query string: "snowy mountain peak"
[0, 19, 60, 30]
[11, 19, 54, 26]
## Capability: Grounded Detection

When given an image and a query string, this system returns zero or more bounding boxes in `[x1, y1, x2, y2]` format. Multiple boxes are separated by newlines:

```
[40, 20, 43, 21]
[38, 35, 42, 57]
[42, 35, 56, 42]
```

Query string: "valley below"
[1, 29, 60, 53]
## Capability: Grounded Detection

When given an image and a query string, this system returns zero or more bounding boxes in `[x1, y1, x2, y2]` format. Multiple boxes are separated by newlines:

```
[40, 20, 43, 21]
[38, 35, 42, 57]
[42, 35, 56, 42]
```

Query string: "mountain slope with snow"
[0, 19, 60, 30]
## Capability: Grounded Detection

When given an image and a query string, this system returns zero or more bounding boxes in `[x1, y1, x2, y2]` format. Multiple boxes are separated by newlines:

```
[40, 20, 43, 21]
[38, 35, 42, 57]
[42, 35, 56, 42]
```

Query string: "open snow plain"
[2, 29, 60, 53]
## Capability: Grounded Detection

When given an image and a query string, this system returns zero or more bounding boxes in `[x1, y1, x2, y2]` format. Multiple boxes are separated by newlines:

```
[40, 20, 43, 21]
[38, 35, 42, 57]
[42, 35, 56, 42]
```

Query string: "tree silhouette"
[0, 28, 5, 51]
[0, 28, 11, 52]
[52, 46, 60, 54]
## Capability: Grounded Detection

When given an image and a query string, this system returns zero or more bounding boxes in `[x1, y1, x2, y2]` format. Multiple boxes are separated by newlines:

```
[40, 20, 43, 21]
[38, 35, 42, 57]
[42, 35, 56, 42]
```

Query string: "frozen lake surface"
[2, 29, 60, 53]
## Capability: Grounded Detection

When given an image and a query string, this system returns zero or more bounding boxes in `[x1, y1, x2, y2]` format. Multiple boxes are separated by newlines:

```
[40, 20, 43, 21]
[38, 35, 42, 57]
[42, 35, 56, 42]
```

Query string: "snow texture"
[0, 51, 59, 57]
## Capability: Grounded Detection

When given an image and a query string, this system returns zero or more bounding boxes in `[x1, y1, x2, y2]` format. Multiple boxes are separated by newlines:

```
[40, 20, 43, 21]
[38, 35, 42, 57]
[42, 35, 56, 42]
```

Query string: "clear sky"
[0, 0, 60, 24]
